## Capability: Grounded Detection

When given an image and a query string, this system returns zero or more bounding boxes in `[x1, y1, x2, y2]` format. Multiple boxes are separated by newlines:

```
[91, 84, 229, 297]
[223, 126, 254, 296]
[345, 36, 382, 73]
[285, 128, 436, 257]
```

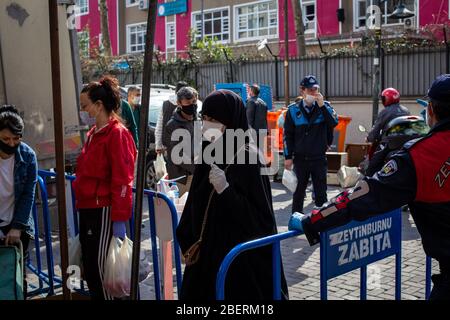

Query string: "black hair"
[430, 99, 450, 121]
[176, 81, 188, 93]
[81, 75, 121, 115]
[250, 84, 260, 96]
[0, 105, 24, 136]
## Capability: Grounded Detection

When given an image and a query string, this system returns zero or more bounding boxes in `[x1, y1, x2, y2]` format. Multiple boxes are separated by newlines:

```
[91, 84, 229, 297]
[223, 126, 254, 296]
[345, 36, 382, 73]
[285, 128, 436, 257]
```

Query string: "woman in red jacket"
[73, 76, 137, 300]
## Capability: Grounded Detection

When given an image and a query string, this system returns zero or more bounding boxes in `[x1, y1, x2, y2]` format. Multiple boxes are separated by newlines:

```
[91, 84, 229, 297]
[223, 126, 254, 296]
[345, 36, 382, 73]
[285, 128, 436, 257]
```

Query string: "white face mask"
[79, 111, 96, 127]
[304, 94, 316, 106]
[202, 120, 225, 142]
[132, 97, 141, 105]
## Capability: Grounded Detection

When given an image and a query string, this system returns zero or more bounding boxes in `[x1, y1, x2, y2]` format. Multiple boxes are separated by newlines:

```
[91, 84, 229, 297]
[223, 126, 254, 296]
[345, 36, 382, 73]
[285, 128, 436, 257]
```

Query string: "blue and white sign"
[321, 208, 402, 279]
[157, 0, 187, 17]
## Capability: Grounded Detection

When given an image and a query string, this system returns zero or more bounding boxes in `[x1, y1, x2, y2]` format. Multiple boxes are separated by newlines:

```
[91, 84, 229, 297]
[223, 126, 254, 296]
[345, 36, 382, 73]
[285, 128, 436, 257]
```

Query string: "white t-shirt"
[0, 155, 15, 227]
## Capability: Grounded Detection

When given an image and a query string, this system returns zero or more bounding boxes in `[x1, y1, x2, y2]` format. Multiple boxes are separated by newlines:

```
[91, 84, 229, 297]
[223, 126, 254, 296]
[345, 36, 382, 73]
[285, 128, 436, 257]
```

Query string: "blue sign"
[320, 208, 402, 279]
[215, 83, 273, 110]
[158, 0, 187, 17]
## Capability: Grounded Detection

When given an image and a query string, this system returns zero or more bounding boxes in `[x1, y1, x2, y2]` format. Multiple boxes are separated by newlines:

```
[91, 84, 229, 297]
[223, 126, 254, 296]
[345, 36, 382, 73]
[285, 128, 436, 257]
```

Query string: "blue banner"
[321, 209, 402, 279]
[158, 0, 187, 17]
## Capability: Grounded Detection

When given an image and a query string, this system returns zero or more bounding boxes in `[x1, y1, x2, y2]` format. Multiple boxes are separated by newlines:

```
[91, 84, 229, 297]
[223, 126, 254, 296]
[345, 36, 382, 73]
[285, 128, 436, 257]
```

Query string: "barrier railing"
[27, 170, 182, 300]
[216, 230, 301, 300]
[216, 209, 434, 301]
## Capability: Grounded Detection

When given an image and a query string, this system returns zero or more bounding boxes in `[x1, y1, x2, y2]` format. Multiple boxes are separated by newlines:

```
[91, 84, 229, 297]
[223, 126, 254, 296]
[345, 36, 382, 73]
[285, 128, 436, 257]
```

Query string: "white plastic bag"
[103, 236, 133, 298]
[154, 154, 167, 181]
[68, 235, 82, 268]
[337, 165, 363, 188]
[282, 169, 298, 193]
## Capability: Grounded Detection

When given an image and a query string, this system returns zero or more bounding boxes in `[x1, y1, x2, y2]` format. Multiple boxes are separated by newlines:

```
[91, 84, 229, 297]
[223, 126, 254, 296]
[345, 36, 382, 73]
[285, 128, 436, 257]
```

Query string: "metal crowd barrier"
[216, 211, 435, 300]
[27, 170, 182, 300]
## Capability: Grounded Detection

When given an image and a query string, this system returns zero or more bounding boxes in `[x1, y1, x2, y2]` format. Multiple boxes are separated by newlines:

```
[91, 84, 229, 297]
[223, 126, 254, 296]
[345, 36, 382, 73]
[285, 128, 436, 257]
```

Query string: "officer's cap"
[300, 75, 320, 89]
[427, 74, 450, 102]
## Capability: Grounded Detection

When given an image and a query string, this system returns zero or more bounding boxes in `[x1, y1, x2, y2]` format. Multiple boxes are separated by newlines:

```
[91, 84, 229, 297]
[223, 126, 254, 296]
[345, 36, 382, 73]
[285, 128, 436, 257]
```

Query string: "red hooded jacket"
[73, 118, 137, 221]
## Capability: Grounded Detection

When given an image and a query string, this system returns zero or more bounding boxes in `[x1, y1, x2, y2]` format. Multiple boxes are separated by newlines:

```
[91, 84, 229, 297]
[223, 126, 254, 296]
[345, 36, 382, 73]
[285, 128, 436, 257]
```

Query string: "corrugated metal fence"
[116, 47, 448, 100]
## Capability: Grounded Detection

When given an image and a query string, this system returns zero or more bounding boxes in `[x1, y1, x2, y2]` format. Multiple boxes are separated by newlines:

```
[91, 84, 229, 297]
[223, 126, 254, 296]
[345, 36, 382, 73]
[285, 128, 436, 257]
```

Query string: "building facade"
[77, 0, 450, 58]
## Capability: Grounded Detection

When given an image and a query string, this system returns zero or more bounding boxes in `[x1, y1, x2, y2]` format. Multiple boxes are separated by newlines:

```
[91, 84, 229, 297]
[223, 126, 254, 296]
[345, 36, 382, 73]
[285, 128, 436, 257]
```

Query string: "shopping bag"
[68, 235, 82, 268]
[0, 244, 24, 300]
[154, 154, 167, 181]
[337, 165, 363, 188]
[282, 169, 298, 193]
[103, 236, 133, 298]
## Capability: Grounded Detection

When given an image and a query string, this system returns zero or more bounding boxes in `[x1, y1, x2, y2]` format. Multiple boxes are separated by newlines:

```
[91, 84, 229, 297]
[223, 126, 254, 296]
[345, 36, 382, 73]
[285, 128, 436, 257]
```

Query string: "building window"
[78, 30, 90, 57]
[126, 0, 139, 7]
[235, 0, 278, 42]
[127, 23, 147, 53]
[166, 22, 176, 49]
[192, 7, 230, 43]
[75, 0, 89, 15]
[301, 0, 316, 34]
[354, 0, 416, 29]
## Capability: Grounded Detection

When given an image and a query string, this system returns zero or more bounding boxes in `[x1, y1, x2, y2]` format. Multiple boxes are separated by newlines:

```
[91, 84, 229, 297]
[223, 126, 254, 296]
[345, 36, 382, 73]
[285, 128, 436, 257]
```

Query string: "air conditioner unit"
[139, 0, 149, 10]
[403, 17, 416, 30]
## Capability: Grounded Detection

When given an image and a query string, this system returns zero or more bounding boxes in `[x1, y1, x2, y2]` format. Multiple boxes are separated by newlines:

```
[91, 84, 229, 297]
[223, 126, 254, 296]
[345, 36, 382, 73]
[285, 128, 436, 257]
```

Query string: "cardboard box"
[326, 152, 348, 173]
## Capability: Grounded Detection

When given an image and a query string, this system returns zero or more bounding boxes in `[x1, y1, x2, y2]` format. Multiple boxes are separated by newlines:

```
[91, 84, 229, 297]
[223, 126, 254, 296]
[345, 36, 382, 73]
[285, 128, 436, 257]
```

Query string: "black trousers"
[430, 273, 450, 300]
[78, 207, 114, 300]
[292, 158, 328, 212]
[0, 225, 30, 298]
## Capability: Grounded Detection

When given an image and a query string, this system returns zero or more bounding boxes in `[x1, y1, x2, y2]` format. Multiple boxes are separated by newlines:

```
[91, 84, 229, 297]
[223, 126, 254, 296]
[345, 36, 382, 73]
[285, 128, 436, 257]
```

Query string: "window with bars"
[166, 22, 176, 49]
[301, 0, 316, 34]
[235, 0, 277, 41]
[192, 8, 230, 42]
[127, 23, 147, 53]
[75, 0, 89, 15]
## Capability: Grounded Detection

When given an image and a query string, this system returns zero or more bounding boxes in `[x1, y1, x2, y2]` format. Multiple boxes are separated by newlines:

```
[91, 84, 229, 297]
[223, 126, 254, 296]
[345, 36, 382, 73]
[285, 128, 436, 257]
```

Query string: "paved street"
[28, 181, 438, 300]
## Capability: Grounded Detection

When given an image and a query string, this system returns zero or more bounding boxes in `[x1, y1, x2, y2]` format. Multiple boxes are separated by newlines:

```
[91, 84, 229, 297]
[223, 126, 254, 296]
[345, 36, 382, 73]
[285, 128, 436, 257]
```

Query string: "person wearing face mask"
[164, 86, 199, 196]
[284, 75, 339, 213]
[72, 76, 137, 300]
[288, 74, 450, 300]
[0, 105, 37, 298]
[176, 89, 288, 300]
[127, 86, 142, 132]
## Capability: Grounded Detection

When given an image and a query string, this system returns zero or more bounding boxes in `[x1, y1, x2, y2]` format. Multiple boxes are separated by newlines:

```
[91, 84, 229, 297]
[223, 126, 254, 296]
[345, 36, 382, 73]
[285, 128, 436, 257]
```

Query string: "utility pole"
[284, 0, 290, 107]
[368, 0, 382, 126]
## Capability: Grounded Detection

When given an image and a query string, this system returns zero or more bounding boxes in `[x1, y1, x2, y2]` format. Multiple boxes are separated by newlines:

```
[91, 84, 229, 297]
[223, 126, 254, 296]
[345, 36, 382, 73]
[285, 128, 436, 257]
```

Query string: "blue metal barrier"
[29, 170, 182, 300]
[216, 230, 301, 300]
[320, 209, 402, 300]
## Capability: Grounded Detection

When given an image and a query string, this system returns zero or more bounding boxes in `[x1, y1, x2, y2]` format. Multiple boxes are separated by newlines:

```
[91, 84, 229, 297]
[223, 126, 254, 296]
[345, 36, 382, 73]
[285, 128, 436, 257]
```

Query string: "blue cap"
[427, 74, 450, 101]
[300, 75, 320, 89]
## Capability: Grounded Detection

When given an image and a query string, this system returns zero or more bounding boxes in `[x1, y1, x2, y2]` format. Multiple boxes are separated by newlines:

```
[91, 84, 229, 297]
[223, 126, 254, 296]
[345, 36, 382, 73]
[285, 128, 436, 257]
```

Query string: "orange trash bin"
[334, 115, 352, 152]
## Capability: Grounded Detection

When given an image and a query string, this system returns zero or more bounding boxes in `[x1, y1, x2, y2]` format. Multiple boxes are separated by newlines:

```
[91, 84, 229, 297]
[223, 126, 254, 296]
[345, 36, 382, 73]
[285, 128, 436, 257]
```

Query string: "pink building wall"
[176, 1, 192, 55]
[278, 0, 297, 57]
[316, 0, 339, 37]
[77, 0, 119, 56]
[419, 0, 449, 26]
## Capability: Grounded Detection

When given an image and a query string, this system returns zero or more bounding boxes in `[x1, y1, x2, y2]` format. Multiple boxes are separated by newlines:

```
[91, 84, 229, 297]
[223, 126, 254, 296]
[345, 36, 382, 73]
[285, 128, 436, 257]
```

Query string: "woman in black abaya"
[176, 89, 288, 300]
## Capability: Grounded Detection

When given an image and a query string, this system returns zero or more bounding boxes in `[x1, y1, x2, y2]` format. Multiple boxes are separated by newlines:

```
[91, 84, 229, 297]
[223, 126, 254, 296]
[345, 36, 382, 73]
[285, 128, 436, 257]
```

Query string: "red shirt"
[73, 119, 137, 221]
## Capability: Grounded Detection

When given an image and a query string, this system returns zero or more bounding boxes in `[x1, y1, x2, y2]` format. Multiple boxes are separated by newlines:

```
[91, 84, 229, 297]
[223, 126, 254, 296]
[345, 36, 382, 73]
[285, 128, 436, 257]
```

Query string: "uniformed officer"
[289, 74, 450, 300]
[283, 75, 339, 212]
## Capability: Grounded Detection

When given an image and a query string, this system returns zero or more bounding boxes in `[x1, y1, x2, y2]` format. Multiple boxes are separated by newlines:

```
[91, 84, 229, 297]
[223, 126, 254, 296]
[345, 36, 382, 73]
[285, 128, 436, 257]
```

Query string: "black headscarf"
[201, 89, 249, 131]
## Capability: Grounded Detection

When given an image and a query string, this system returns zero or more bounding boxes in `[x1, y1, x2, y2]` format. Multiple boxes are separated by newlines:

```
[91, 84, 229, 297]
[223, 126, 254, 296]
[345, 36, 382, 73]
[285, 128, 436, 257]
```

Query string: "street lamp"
[257, 38, 280, 101]
[368, 0, 415, 126]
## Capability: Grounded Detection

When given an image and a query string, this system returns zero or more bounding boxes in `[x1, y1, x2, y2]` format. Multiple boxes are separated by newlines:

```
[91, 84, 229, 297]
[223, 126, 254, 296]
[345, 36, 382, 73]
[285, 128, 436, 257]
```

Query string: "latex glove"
[113, 221, 127, 239]
[288, 212, 306, 233]
[209, 164, 229, 194]
[316, 93, 325, 107]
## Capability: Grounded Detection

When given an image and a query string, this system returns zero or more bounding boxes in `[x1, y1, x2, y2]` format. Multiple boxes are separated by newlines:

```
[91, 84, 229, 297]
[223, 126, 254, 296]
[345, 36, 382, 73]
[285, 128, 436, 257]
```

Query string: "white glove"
[209, 164, 229, 194]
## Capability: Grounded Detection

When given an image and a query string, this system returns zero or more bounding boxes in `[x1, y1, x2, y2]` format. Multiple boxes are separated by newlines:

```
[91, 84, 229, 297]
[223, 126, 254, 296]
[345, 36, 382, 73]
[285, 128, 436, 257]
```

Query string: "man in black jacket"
[164, 86, 198, 195]
[246, 84, 268, 132]
[289, 74, 450, 300]
[284, 75, 339, 212]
